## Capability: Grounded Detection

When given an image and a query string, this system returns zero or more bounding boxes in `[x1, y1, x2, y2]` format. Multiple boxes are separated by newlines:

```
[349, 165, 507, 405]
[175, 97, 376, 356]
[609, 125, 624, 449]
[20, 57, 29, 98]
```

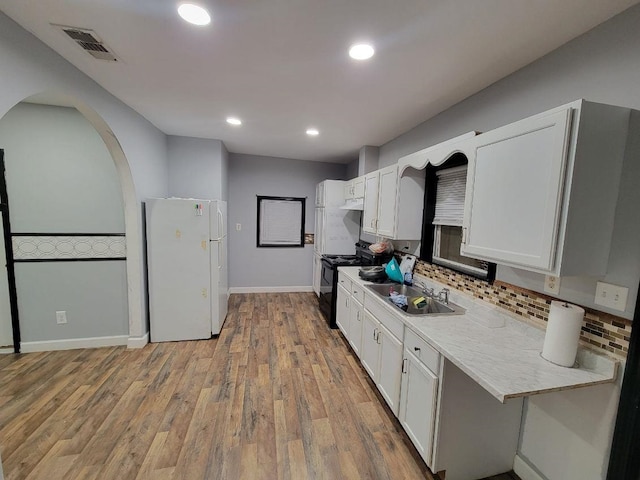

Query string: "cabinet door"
[376, 165, 398, 238]
[336, 285, 350, 338]
[353, 176, 366, 198]
[316, 181, 325, 207]
[312, 254, 321, 297]
[344, 181, 354, 200]
[348, 299, 364, 357]
[399, 350, 439, 466]
[362, 172, 380, 234]
[377, 323, 403, 416]
[461, 109, 572, 271]
[360, 311, 380, 382]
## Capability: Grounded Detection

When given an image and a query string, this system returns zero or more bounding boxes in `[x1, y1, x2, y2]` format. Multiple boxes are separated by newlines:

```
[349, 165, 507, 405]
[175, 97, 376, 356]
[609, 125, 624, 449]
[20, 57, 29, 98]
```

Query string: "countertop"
[338, 266, 618, 403]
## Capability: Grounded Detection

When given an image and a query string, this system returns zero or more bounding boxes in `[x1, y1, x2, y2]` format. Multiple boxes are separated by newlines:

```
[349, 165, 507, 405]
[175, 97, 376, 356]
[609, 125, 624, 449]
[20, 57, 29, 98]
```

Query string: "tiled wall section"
[413, 260, 632, 359]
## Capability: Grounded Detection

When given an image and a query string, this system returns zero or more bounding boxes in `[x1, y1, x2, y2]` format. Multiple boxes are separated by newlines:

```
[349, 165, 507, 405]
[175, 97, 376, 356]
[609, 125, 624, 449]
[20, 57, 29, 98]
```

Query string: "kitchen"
[0, 1, 640, 479]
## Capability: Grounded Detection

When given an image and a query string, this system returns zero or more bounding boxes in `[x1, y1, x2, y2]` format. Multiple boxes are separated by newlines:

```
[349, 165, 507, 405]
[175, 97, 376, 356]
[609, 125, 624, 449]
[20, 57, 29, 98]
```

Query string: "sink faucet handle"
[438, 288, 450, 305]
[424, 287, 435, 297]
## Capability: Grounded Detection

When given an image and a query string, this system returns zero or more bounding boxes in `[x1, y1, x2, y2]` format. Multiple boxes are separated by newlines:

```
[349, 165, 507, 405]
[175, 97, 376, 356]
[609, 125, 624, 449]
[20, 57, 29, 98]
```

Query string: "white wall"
[374, 5, 640, 479]
[228, 153, 346, 289]
[168, 136, 228, 200]
[0, 12, 169, 342]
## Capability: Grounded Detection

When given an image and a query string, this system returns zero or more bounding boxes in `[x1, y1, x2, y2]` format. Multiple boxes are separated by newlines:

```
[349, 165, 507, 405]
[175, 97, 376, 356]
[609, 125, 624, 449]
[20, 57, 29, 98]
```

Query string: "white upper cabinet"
[344, 180, 355, 200]
[461, 100, 631, 276]
[362, 165, 425, 240]
[362, 171, 380, 234]
[353, 176, 366, 198]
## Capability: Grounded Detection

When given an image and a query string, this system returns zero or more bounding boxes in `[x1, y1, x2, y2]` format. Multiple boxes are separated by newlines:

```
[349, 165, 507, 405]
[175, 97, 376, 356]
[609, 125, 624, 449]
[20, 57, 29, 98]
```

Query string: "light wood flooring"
[0, 293, 520, 479]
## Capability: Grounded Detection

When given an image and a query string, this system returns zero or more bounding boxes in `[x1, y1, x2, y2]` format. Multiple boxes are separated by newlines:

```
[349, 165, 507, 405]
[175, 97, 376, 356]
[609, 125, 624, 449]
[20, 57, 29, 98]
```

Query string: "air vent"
[53, 25, 119, 62]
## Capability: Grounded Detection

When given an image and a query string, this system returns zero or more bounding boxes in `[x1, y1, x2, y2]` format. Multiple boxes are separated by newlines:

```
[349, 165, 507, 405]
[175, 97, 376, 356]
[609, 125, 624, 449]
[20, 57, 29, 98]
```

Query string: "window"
[257, 196, 305, 247]
[420, 154, 495, 280]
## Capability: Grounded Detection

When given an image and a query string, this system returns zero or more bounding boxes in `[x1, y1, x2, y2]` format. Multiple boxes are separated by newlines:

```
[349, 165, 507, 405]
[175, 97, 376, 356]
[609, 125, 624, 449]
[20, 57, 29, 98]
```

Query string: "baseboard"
[514, 455, 545, 480]
[127, 332, 149, 349]
[229, 286, 314, 294]
[0, 347, 14, 355]
[21, 335, 129, 353]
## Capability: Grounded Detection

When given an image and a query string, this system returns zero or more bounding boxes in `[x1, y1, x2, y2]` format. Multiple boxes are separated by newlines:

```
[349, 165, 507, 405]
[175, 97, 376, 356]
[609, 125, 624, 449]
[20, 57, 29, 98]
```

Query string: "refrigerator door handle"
[217, 208, 223, 240]
[218, 237, 223, 270]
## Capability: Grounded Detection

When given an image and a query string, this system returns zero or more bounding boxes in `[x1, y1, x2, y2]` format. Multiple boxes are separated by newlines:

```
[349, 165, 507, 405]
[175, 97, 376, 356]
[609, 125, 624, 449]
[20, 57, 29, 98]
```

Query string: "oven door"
[318, 259, 335, 324]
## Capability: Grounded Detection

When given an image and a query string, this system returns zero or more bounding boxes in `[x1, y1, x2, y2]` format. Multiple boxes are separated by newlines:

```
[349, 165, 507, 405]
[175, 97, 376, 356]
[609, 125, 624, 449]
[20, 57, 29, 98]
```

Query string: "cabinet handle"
[370, 219, 375, 228]
[346, 297, 350, 308]
[462, 227, 468, 245]
[414, 347, 421, 353]
[373, 328, 377, 341]
[402, 358, 407, 374]
[376, 331, 381, 344]
[356, 311, 360, 321]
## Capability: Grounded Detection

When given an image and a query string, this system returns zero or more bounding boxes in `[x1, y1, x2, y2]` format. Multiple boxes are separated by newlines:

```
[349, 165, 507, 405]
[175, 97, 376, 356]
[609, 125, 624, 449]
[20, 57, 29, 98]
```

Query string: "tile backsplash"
[413, 260, 632, 360]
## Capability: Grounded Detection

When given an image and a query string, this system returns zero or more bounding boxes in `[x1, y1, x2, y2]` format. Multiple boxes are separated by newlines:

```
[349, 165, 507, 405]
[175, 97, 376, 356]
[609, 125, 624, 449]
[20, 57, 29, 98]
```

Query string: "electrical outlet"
[544, 275, 561, 295]
[595, 282, 628, 312]
[56, 311, 67, 324]
[236, 223, 241, 231]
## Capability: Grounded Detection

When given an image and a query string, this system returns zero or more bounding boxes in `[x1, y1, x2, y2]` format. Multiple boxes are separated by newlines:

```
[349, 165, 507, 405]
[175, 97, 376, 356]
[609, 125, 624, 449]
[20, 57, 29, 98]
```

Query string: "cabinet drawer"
[338, 273, 352, 291]
[404, 328, 440, 374]
[364, 293, 404, 340]
[351, 283, 365, 304]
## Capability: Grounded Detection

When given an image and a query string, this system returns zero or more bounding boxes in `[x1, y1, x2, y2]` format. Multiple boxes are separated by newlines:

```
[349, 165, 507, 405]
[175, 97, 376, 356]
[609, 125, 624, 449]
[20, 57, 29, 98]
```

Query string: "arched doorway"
[0, 92, 143, 352]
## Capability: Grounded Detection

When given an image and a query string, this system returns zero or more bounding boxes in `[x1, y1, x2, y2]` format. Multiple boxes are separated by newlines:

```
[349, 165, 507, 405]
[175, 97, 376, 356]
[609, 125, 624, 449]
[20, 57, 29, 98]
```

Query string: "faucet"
[437, 288, 450, 305]
[414, 281, 435, 298]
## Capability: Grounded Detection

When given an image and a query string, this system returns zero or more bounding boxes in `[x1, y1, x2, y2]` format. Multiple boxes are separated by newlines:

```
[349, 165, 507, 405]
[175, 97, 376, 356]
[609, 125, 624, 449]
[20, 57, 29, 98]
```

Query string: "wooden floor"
[0, 293, 520, 480]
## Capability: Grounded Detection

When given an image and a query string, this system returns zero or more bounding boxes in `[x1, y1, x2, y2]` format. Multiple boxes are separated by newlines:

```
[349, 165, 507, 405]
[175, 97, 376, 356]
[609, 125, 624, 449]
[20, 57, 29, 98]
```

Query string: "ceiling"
[1, 0, 638, 163]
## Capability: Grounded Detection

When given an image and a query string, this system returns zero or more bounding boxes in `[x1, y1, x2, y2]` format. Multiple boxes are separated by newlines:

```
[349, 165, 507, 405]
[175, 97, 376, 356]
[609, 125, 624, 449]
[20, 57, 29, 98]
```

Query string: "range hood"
[340, 199, 364, 211]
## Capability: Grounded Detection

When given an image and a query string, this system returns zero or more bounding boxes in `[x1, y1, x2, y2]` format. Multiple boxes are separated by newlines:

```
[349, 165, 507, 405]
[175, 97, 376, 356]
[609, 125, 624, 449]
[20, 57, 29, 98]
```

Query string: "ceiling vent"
[53, 25, 118, 62]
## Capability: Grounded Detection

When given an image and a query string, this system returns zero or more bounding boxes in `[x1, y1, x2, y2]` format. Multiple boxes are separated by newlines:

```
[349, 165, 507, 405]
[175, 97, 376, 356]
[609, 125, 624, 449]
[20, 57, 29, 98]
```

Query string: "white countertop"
[339, 267, 618, 403]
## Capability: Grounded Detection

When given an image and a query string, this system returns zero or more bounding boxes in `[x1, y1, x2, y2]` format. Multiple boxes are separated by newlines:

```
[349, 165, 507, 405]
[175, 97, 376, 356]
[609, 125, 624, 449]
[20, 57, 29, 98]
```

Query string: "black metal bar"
[11, 232, 125, 237]
[14, 257, 126, 263]
[606, 282, 640, 480]
[0, 150, 21, 353]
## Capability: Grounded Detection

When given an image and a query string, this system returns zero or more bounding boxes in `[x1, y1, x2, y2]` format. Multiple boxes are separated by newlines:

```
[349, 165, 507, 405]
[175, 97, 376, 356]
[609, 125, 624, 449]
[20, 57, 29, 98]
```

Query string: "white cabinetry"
[399, 328, 441, 467]
[362, 165, 425, 240]
[348, 284, 365, 356]
[461, 100, 631, 276]
[353, 176, 365, 198]
[336, 284, 350, 337]
[312, 252, 322, 297]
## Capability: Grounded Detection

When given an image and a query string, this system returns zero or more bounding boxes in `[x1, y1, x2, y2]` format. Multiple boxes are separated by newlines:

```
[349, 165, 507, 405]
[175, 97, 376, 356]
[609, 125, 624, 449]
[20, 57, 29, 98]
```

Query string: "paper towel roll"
[541, 301, 585, 367]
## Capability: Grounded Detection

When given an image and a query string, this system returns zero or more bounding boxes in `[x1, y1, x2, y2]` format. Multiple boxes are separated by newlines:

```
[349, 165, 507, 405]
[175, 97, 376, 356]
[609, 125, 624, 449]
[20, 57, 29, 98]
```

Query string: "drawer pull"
[402, 358, 407, 374]
[414, 347, 421, 352]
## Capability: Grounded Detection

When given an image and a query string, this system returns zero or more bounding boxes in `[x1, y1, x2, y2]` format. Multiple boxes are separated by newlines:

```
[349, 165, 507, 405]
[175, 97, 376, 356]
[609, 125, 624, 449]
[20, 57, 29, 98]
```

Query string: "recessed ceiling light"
[226, 117, 242, 126]
[349, 43, 375, 60]
[306, 128, 319, 136]
[177, 3, 211, 26]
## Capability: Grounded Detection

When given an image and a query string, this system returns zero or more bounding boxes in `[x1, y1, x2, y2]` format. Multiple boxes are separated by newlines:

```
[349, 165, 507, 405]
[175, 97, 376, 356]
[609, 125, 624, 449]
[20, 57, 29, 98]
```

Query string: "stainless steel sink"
[365, 283, 465, 316]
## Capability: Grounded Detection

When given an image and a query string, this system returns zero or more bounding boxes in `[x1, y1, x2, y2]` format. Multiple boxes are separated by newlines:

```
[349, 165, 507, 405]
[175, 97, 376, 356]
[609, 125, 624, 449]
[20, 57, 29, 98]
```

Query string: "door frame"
[0, 149, 21, 353]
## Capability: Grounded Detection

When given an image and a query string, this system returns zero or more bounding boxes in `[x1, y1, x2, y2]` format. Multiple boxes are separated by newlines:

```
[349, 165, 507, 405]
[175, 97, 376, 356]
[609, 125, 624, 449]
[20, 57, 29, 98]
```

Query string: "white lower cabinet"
[376, 323, 403, 415]
[359, 310, 403, 416]
[348, 298, 364, 357]
[399, 348, 439, 468]
[360, 311, 379, 381]
[335, 284, 350, 337]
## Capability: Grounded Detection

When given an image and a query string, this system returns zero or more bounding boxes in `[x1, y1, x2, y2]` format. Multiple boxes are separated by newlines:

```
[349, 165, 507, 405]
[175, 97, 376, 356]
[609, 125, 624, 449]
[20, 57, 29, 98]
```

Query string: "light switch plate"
[595, 281, 628, 312]
[544, 275, 560, 295]
[236, 223, 242, 231]
[56, 310, 67, 324]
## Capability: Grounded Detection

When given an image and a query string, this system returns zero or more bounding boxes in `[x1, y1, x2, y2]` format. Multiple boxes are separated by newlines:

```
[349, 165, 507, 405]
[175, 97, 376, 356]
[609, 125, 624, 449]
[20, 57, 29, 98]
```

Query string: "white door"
[146, 198, 212, 342]
[0, 211, 12, 348]
[399, 349, 439, 466]
[362, 172, 379, 234]
[376, 165, 398, 238]
[376, 323, 403, 416]
[360, 311, 380, 382]
[461, 109, 572, 271]
[348, 299, 363, 357]
[336, 284, 350, 338]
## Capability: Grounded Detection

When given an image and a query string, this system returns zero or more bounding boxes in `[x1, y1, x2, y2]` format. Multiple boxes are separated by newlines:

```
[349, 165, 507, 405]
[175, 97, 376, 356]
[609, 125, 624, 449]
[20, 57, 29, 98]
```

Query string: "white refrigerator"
[146, 198, 228, 342]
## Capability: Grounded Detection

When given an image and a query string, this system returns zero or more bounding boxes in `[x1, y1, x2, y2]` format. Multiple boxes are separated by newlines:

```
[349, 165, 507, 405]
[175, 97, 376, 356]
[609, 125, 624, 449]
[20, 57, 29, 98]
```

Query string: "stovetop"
[321, 241, 389, 267]
[322, 254, 363, 267]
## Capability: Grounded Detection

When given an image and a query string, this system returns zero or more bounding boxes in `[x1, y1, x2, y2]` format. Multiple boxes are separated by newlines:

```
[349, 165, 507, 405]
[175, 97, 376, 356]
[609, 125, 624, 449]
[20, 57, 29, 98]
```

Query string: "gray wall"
[0, 103, 129, 341]
[378, 4, 640, 321]
[228, 154, 346, 289]
[345, 158, 359, 180]
[374, 5, 640, 479]
[0, 12, 170, 339]
[168, 136, 228, 200]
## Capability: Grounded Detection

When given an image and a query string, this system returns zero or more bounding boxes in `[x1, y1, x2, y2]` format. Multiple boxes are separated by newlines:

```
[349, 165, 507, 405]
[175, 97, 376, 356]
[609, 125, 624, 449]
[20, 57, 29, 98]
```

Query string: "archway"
[0, 91, 144, 351]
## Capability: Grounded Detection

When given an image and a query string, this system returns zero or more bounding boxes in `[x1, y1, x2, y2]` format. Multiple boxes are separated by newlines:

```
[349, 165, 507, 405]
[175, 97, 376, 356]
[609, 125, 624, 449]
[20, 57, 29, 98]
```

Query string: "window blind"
[433, 165, 467, 226]
[258, 197, 305, 246]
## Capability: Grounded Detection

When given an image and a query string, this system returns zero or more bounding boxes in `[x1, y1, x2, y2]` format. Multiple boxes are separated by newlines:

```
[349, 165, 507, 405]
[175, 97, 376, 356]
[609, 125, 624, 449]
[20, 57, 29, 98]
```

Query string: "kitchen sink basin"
[365, 283, 465, 316]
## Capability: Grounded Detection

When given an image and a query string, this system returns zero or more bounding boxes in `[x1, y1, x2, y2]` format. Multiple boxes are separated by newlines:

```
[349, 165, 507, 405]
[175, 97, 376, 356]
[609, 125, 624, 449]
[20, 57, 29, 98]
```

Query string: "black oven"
[318, 242, 389, 328]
